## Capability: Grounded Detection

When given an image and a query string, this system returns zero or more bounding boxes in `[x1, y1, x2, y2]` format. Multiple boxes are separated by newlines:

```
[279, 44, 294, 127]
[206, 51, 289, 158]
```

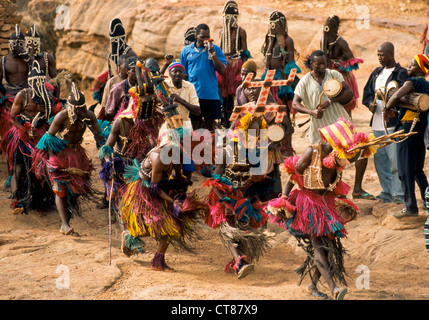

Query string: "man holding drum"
[292, 50, 375, 200]
[292, 50, 353, 143]
[385, 54, 429, 218]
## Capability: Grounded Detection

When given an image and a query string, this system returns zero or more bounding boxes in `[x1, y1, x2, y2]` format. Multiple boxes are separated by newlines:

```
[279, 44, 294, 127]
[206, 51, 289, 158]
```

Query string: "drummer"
[292, 50, 353, 144]
[293, 50, 378, 200]
[385, 54, 429, 218]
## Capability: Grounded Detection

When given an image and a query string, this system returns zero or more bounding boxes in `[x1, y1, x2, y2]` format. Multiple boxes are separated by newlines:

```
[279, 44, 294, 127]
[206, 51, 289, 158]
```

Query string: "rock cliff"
[13, 0, 429, 91]
[0, 0, 22, 57]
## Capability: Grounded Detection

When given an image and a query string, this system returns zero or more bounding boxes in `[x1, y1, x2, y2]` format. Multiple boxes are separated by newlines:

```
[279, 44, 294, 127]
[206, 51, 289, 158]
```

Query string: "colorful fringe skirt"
[120, 162, 207, 252]
[203, 176, 270, 262]
[3, 121, 51, 212]
[217, 58, 243, 98]
[266, 189, 352, 286]
[339, 70, 359, 114]
[286, 188, 348, 239]
[32, 144, 93, 216]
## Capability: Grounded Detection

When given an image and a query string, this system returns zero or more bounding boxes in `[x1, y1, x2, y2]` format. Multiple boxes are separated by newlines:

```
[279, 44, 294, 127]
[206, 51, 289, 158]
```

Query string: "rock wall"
[16, 0, 428, 91]
[0, 0, 22, 57]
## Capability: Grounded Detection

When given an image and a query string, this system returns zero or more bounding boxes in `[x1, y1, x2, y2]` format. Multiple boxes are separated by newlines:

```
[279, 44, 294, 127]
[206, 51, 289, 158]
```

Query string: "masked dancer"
[261, 11, 301, 121]
[119, 123, 207, 270]
[203, 108, 275, 279]
[0, 25, 32, 186]
[32, 83, 103, 236]
[320, 15, 363, 116]
[0, 25, 30, 108]
[91, 18, 137, 118]
[4, 60, 55, 214]
[25, 25, 59, 98]
[98, 60, 165, 223]
[217, 0, 251, 128]
[266, 118, 377, 299]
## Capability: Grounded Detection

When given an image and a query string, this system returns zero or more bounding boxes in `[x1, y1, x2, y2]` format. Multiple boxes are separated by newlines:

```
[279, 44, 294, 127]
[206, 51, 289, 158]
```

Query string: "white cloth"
[164, 78, 199, 130]
[372, 67, 395, 131]
[294, 69, 351, 144]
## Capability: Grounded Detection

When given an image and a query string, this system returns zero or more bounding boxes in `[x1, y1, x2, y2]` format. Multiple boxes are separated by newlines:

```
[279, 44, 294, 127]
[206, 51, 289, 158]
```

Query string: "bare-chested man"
[320, 15, 363, 116]
[33, 83, 102, 236]
[6, 60, 54, 214]
[0, 25, 30, 106]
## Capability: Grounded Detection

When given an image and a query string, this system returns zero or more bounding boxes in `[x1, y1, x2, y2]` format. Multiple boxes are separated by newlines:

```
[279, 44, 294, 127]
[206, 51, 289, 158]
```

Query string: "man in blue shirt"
[180, 23, 227, 131]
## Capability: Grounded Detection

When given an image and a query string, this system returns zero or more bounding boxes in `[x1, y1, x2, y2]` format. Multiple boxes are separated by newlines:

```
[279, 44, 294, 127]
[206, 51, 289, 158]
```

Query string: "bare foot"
[305, 284, 329, 300]
[60, 226, 80, 237]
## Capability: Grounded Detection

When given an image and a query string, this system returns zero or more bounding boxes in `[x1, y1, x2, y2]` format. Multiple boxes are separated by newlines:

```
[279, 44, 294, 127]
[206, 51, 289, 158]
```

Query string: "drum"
[386, 87, 429, 112]
[267, 124, 286, 142]
[323, 79, 343, 98]
[335, 199, 358, 223]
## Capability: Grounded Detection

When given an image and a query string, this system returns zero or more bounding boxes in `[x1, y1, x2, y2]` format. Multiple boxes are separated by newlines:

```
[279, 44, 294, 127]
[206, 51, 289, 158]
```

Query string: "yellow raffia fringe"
[120, 180, 184, 239]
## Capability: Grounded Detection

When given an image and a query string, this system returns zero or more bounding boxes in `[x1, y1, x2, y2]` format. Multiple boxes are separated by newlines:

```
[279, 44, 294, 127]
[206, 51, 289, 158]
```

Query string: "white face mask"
[25, 36, 41, 56]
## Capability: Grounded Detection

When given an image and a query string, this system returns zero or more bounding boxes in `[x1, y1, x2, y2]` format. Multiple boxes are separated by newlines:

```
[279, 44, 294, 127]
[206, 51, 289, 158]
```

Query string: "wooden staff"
[347, 130, 417, 153]
[107, 151, 115, 266]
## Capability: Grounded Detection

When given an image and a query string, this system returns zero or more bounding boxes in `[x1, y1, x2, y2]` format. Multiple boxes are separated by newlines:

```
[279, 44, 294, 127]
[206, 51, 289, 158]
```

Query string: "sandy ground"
[2, 0, 429, 303]
[1, 101, 429, 302]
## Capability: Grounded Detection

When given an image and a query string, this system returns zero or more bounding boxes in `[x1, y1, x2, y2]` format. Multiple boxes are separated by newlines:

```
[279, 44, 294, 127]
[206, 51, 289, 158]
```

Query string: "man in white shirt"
[362, 42, 408, 203]
[292, 50, 353, 145]
[164, 60, 201, 129]
[293, 50, 376, 200]
[163, 60, 201, 177]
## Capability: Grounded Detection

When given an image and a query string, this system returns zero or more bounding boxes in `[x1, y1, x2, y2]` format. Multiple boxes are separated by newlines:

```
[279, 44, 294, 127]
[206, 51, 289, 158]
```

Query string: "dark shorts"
[190, 99, 221, 121]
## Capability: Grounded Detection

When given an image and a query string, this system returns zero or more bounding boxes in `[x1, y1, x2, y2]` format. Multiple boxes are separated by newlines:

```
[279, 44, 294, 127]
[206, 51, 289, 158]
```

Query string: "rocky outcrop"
[16, 0, 426, 92]
[0, 0, 22, 57]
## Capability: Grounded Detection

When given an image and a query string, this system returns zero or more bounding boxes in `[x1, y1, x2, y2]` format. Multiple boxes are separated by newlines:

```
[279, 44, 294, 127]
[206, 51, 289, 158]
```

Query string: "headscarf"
[125, 56, 138, 70]
[414, 54, 429, 75]
[241, 59, 257, 75]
